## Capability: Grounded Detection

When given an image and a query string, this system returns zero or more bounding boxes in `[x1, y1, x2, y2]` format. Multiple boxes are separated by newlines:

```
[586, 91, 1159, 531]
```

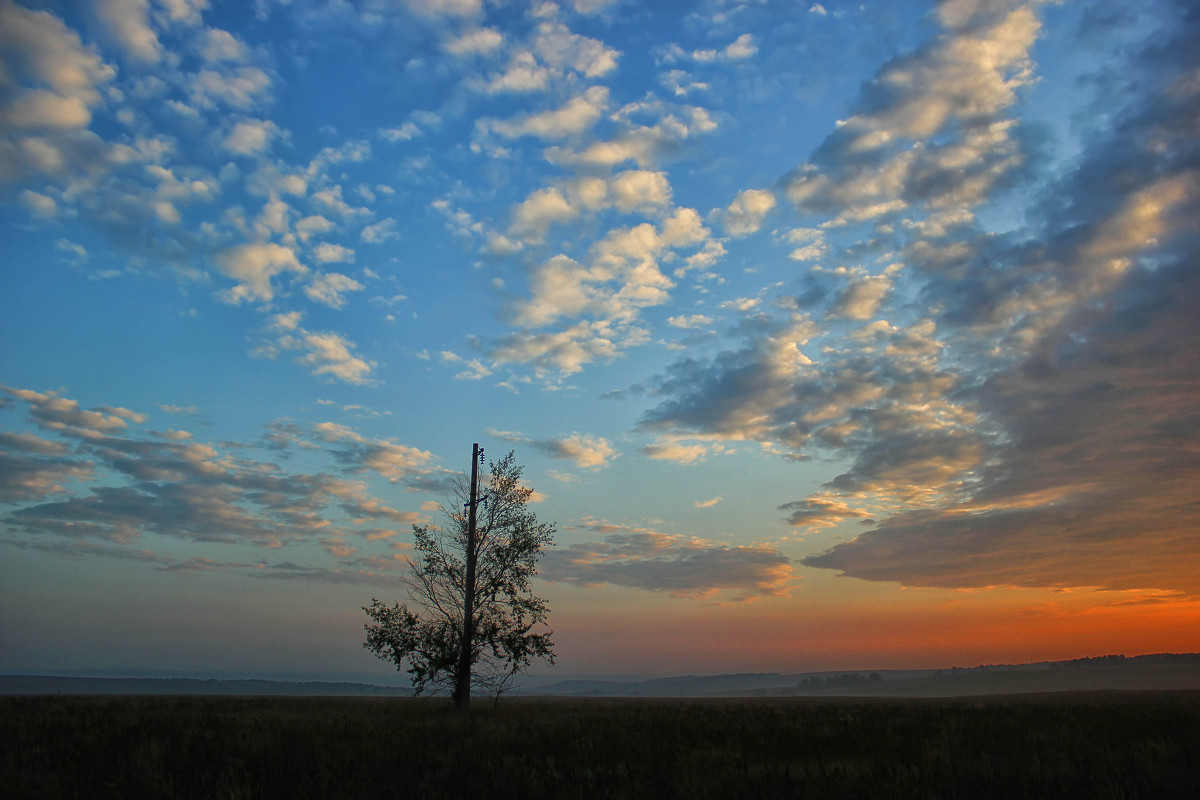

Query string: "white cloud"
[360, 218, 398, 243]
[541, 528, 793, 601]
[784, 227, 828, 261]
[191, 66, 271, 110]
[296, 215, 335, 242]
[510, 186, 578, 240]
[403, 0, 481, 18]
[0, 2, 114, 143]
[532, 17, 619, 78]
[546, 102, 717, 169]
[537, 432, 617, 468]
[485, 86, 608, 140]
[305, 272, 364, 308]
[312, 243, 355, 264]
[723, 188, 776, 236]
[264, 314, 376, 384]
[199, 28, 247, 62]
[641, 441, 709, 464]
[491, 430, 618, 468]
[444, 27, 504, 56]
[667, 314, 713, 330]
[223, 119, 278, 155]
[610, 169, 672, 212]
[834, 274, 892, 320]
[675, 33, 758, 64]
[439, 351, 493, 381]
[95, 0, 161, 62]
[491, 320, 633, 377]
[380, 123, 421, 142]
[19, 189, 58, 218]
[723, 33, 757, 60]
[215, 242, 306, 304]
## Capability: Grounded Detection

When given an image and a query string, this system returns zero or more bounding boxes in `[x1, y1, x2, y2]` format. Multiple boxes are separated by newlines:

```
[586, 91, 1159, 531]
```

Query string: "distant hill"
[532, 654, 1200, 698]
[4, 654, 1197, 698]
[0, 676, 412, 697]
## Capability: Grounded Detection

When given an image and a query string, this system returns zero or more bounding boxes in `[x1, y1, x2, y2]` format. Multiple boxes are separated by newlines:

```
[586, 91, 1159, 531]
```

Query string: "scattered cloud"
[491, 430, 618, 469]
[542, 525, 793, 602]
[723, 188, 776, 236]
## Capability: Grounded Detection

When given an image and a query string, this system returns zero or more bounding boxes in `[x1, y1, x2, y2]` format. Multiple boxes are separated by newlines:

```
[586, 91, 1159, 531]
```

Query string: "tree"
[363, 446, 555, 709]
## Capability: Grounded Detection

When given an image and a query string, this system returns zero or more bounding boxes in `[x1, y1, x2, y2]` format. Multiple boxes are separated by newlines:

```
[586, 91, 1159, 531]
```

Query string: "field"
[4, 693, 1199, 799]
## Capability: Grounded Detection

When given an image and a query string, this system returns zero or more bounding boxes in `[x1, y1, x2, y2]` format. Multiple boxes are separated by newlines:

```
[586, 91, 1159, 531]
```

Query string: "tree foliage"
[363, 451, 555, 701]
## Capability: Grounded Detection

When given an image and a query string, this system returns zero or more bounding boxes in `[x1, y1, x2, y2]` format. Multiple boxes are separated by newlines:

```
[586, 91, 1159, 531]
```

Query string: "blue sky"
[2, 0, 1198, 683]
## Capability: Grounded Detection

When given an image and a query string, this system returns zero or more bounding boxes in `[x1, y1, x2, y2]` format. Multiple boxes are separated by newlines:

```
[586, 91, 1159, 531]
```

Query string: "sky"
[1, 0, 1198, 685]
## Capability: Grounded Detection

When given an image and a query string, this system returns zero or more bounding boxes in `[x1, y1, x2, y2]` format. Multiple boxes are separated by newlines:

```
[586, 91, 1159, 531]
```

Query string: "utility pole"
[453, 442, 482, 711]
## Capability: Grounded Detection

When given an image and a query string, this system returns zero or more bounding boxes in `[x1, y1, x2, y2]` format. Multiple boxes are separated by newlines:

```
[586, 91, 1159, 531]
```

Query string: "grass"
[3, 692, 1199, 798]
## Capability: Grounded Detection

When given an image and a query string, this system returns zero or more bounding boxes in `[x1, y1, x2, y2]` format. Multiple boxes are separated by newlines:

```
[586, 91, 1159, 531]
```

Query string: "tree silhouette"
[363, 449, 555, 708]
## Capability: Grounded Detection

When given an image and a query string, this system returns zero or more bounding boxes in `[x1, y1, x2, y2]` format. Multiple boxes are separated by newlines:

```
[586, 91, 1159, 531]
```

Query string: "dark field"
[4, 693, 1199, 799]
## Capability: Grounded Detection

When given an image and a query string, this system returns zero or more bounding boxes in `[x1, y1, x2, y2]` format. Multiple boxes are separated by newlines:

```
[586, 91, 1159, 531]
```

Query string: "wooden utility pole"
[453, 443, 482, 711]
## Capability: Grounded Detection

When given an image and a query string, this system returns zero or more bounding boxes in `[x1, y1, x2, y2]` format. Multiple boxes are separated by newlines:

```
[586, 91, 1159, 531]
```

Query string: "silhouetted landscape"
[6, 652, 1197, 697]
[5, 654, 1199, 797]
[5, 691, 1199, 798]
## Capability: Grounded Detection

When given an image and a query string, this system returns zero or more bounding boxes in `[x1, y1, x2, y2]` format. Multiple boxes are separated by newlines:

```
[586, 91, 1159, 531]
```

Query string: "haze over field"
[2, 0, 1198, 683]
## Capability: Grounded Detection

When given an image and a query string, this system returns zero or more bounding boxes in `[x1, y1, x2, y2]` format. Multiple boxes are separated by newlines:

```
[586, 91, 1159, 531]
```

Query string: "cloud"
[4, 387, 144, 437]
[695, 33, 758, 63]
[312, 243, 355, 264]
[223, 119, 279, 155]
[0, 388, 433, 553]
[190, 66, 272, 110]
[484, 86, 609, 141]
[490, 320, 635, 377]
[94, 0, 162, 62]
[833, 273, 891, 320]
[640, 440, 710, 464]
[0, 1, 115, 182]
[782, 2, 1041, 226]
[215, 242, 306, 304]
[661, 33, 758, 64]
[508, 206, 711, 339]
[509, 186, 578, 240]
[785, 6, 1200, 594]
[666, 314, 713, 330]
[723, 188, 776, 236]
[610, 169, 672, 212]
[360, 218, 398, 243]
[199, 27, 248, 62]
[257, 313, 376, 384]
[439, 350, 493, 381]
[779, 495, 870, 529]
[311, 422, 434, 484]
[19, 189, 58, 218]
[304, 271, 364, 308]
[403, 0, 481, 18]
[541, 527, 793, 601]
[545, 100, 717, 169]
[804, 247, 1200, 592]
[477, 15, 618, 94]
[492, 430, 618, 468]
[0, 432, 91, 502]
[444, 27, 503, 56]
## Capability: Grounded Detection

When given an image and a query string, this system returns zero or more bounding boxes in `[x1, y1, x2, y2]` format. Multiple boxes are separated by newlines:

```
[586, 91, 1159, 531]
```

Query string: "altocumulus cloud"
[542, 522, 794, 602]
[0, 385, 435, 583]
[642, 0, 1200, 594]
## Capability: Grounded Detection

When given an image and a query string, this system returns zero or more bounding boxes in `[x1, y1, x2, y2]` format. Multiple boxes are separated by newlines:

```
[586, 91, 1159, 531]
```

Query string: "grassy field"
[3, 693, 1198, 798]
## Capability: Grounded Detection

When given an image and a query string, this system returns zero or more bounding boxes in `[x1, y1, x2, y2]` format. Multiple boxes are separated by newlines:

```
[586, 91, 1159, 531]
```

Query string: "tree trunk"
[453, 443, 480, 711]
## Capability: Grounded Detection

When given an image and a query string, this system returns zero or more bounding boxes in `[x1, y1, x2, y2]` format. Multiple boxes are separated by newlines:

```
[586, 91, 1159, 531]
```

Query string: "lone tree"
[363, 445, 555, 709]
